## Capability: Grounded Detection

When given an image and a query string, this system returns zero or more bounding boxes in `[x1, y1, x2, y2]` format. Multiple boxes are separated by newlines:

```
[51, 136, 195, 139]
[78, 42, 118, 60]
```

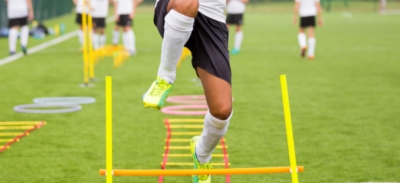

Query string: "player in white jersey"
[91, 0, 110, 49]
[143, 0, 232, 182]
[293, 0, 323, 60]
[226, 0, 249, 55]
[7, 0, 34, 55]
[73, 0, 91, 49]
[112, 0, 143, 55]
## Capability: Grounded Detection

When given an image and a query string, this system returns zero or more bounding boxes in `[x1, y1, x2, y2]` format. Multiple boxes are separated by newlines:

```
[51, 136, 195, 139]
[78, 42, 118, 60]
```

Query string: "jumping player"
[112, 0, 143, 55]
[293, 0, 323, 60]
[7, 0, 34, 55]
[91, 0, 109, 50]
[226, 0, 249, 55]
[142, 0, 232, 182]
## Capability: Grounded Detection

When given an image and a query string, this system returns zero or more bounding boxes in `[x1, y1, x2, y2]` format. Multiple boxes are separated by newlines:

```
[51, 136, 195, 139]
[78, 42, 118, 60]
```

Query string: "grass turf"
[0, 3, 400, 183]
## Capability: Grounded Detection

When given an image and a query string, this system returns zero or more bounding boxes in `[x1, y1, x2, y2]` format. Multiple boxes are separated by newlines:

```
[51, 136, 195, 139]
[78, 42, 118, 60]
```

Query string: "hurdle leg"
[82, 10, 89, 85]
[280, 74, 299, 183]
[106, 76, 113, 183]
[88, 14, 95, 81]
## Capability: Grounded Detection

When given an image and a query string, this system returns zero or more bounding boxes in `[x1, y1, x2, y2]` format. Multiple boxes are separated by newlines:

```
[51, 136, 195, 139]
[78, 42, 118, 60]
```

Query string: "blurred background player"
[7, 0, 34, 55]
[226, 0, 249, 55]
[73, 0, 90, 51]
[112, 0, 143, 55]
[293, 0, 323, 60]
[91, 0, 109, 50]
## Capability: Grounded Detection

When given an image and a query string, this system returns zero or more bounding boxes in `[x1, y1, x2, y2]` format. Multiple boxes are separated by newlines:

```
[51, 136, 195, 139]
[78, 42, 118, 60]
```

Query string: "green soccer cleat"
[143, 76, 173, 110]
[21, 46, 27, 55]
[190, 136, 212, 183]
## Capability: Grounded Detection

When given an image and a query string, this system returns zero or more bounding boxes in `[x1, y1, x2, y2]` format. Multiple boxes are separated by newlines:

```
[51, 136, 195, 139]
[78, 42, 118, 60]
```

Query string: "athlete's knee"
[210, 103, 232, 121]
[123, 26, 131, 32]
[169, 0, 199, 17]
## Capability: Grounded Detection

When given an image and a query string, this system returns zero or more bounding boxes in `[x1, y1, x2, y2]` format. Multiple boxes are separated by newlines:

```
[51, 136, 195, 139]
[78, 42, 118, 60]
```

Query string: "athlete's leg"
[233, 25, 243, 52]
[157, 0, 198, 83]
[8, 26, 19, 55]
[19, 25, 29, 54]
[298, 27, 307, 57]
[113, 25, 120, 45]
[92, 28, 99, 50]
[78, 25, 84, 47]
[143, 0, 198, 109]
[99, 28, 106, 47]
[298, 28, 307, 49]
[195, 67, 232, 163]
[122, 25, 136, 54]
[307, 27, 316, 59]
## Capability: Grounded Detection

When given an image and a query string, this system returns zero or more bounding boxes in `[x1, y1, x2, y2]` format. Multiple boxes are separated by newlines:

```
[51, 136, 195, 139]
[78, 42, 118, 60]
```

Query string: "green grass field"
[0, 3, 400, 183]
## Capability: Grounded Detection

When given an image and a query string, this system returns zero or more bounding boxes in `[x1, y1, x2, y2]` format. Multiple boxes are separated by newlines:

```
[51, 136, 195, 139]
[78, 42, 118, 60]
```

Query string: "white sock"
[234, 31, 243, 50]
[157, 10, 194, 83]
[92, 33, 99, 50]
[196, 110, 232, 164]
[20, 25, 29, 47]
[8, 28, 18, 53]
[78, 30, 84, 46]
[113, 30, 120, 45]
[123, 30, 136, 54]
[122, 32, 129, 50]
[100, 35, 106, 47]
[298, 33, 307, 49]
[129, 30, 136, 53]
[308, 37, 316, 57]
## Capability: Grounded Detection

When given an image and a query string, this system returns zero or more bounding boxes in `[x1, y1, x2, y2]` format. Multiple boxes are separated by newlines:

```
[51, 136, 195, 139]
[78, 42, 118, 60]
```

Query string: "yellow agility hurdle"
[100, 75, 303, 182]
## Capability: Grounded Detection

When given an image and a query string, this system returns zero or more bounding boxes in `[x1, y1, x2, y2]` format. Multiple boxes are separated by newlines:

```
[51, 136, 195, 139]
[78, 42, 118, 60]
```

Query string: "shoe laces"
[149, 79, 168, 96]
[198, 163, 212, 180]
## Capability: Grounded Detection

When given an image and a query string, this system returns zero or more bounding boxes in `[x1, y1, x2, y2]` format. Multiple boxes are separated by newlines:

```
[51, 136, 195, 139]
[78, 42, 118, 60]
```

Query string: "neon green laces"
[149, 79, 169, 96]
[198, 163, 212, 180]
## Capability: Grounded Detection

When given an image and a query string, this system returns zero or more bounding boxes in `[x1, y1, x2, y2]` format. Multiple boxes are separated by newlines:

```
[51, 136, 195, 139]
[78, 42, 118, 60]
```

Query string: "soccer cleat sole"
[143, 102, 161, 110]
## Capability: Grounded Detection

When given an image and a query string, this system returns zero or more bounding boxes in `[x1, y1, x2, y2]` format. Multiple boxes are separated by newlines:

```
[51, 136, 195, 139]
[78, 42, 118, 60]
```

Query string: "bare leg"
[195, 67, 232, 163]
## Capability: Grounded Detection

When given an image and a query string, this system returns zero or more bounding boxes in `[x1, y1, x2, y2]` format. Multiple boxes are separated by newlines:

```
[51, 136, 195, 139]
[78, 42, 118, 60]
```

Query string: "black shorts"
[117, 14, 133, 27]
[226, 13, 243, 26]
[300, 16, 316, 28]
[8, 17, 28, 28]
[93, 17, 106, 28]
[154, 0, 231, 84]
[76, 13, 82, 25]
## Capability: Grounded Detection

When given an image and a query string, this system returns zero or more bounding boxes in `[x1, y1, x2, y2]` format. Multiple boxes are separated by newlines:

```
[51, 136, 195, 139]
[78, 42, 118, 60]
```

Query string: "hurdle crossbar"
[160, 162, 231, 166]
[100, 166, 304, 176]
[101, 76, 303, 182]
[0, 121, 43, 125]
[162, 154, 228, 157]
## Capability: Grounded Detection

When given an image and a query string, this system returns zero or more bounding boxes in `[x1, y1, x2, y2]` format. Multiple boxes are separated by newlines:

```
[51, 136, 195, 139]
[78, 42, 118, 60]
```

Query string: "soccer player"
[226, 0, 249, 55]
[112, 0, 143, 55]
[143, 0, 232, 182]
[91, 0, 109, 50]
[73, 0, 90, 49]
[7, 0, 34, 55]
[293, 0, 323, 60]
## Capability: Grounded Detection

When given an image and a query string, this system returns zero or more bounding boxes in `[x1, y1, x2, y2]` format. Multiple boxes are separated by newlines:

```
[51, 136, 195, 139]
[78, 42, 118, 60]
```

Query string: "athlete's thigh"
[197, 67, 232, 116]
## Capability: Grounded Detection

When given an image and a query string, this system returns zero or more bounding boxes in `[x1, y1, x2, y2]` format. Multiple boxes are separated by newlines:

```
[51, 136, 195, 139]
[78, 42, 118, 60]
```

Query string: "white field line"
[0, 16, 114, 67]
